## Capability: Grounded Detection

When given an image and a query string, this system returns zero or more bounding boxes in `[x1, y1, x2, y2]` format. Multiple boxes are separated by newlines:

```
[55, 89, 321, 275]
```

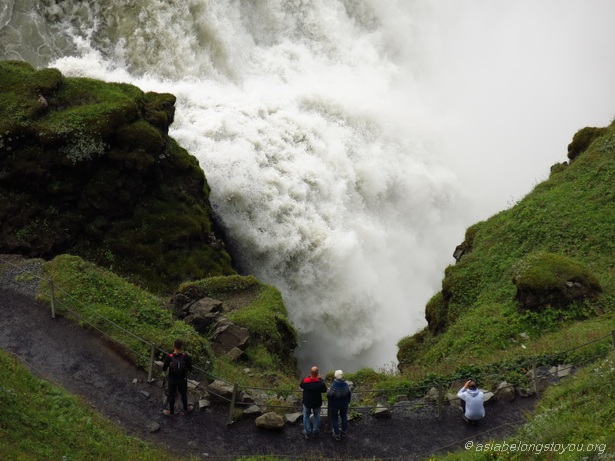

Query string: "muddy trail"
[0, 275, 537, 460]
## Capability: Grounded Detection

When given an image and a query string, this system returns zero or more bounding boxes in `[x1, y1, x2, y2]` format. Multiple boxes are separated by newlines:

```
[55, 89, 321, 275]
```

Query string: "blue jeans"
[303, 404, 322, 435]
[330, 405, 348, 435]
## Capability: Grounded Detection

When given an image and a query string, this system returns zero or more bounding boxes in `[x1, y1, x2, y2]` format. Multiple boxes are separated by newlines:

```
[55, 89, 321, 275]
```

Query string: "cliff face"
[0, 61, 235, 292]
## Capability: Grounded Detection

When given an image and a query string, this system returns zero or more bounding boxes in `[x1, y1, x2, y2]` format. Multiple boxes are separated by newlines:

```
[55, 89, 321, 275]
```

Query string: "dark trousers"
[330, 405, 348, 435]
[168, 377, 188, 414]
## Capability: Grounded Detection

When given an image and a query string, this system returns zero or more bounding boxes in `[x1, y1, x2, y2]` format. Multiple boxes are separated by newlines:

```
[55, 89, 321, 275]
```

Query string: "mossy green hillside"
[40, 254, 299, 389]
[398, 119, 615, 376]
[0, 60, 234, 293]
[42, 254, 211, 369]
[0, 349, 190, 461]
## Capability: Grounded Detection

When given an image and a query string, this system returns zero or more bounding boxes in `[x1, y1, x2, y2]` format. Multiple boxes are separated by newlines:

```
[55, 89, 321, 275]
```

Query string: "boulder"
[212, 322, 250, 356]
[255, 412, 285, 430]
[242, 405, 263, 418]
[183, 297, 224, 333]
[373, 404, 391, 419]
[207, 379, 236, 402]
[225, 347, 247, 362]
[285, 412, 302, 424]
[424, 387, 440, 402]
[493, 381, 515, 402]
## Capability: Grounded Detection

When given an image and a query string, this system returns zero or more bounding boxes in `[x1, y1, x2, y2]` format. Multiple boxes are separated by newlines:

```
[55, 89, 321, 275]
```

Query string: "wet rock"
[255, 412, 285, 430]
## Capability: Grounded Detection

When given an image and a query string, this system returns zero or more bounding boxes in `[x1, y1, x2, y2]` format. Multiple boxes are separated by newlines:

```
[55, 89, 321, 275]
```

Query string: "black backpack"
[168, 353, 186, 375]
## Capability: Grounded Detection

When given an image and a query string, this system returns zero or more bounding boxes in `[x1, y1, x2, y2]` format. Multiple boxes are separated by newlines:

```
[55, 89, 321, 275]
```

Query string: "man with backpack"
[162, 339, 194, 415]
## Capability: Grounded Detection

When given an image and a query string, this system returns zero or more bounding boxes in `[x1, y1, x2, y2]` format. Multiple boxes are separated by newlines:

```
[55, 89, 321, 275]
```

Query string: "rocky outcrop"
[567, 126, 607, 161]
[211, 320, 250, 356]
[172, 276, 298, 371]
[512, 252, 602, 313]
[0, 61, 235, 293]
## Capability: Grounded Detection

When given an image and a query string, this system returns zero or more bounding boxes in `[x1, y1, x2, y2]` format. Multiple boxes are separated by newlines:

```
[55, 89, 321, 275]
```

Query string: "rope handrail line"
[51, 284, 152, 345]
[54, 298, 150, 358]
[560, 333, 611, 352]
[1, 255, 614, 406]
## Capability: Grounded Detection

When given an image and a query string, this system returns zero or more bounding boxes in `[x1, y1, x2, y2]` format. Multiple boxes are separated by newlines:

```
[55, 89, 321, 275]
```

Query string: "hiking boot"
[333, 432, 341, 441]
[162, 409, 174, 416]
[341, 431, 347, 438]
[312, 431, 319, 438]
[304, 432, 311, 439]
[183, 403, 194, 415]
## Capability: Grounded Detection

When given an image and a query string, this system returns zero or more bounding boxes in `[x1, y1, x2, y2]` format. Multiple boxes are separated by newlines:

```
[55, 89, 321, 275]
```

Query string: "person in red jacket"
[299, 366, 327, 439]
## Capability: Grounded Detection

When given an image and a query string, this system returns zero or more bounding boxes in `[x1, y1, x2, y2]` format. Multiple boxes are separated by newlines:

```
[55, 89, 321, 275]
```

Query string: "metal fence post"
[228, 383, 238, 425]
[147, 342, 156, 383]
[49, 280, 56, 319]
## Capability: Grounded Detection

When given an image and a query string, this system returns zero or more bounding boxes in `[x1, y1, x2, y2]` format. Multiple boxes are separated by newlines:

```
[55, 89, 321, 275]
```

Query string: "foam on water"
[2, 0, 614, 371]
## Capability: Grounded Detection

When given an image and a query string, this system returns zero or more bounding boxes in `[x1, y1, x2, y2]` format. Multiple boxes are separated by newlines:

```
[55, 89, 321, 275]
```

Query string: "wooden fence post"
[49, 280, 56, 319]
[611, 330, 615, 350]
[437, 383, 444, 419]
[532, 360, 539, 396]
[228, 383, 238, 425]
[147, 343, 156, 383]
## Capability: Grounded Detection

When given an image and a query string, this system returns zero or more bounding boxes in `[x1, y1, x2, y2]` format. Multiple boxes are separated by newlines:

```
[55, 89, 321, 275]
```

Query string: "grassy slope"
[0, 350, 190, 461]
[398, 119, 615, 377]
[395, 120, 615, 460]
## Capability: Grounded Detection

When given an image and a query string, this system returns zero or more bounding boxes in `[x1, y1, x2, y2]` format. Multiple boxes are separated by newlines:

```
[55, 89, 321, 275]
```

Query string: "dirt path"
[0, 285, 536, 460]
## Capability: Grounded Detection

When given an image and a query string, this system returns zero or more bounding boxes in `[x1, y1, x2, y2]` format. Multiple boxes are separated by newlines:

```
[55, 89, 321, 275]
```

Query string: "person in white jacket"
[457, 379, 485, 423]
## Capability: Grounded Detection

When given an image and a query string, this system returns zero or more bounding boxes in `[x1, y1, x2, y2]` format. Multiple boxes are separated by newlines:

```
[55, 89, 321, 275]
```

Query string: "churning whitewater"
[1, 0, 462, 370]
[4, 1, 614, 371]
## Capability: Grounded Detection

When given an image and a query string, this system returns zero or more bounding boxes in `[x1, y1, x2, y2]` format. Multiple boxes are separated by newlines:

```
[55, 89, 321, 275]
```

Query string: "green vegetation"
[398, 118, 615, 377]
[179, 276, 298, 375]
[42, 254, 211, 369]
[433, 352, 615, 460]
[0, 350, 190, 461]
[40, 254, 299, 390]
[0, 60, 235, 293]
[2, 61, 614, 459]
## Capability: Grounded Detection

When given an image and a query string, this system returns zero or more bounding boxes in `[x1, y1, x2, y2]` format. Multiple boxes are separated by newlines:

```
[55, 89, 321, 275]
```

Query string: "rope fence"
[1, 255, 614, 443]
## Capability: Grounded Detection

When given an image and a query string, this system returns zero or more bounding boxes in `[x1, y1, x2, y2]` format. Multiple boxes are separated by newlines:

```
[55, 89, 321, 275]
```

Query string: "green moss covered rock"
[567, 126, 607, 161]
[512, 251, 602, 312]
[176, 276, 298, 372]
[0, 61, 235, 292]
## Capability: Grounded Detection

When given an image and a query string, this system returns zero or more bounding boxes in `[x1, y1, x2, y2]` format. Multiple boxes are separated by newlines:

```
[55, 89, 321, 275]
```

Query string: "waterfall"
[2, 0, 614, 372]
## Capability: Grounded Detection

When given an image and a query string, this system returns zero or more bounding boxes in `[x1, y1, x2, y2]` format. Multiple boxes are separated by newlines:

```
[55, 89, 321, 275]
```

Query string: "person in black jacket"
[299, 366, 327, 438]
[327, 369, 351, 440]
[162, 339, 194, 415]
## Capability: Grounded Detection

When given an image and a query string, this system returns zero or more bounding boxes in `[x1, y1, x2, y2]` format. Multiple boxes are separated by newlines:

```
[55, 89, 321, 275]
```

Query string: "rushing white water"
[2, 0, 614, 372]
